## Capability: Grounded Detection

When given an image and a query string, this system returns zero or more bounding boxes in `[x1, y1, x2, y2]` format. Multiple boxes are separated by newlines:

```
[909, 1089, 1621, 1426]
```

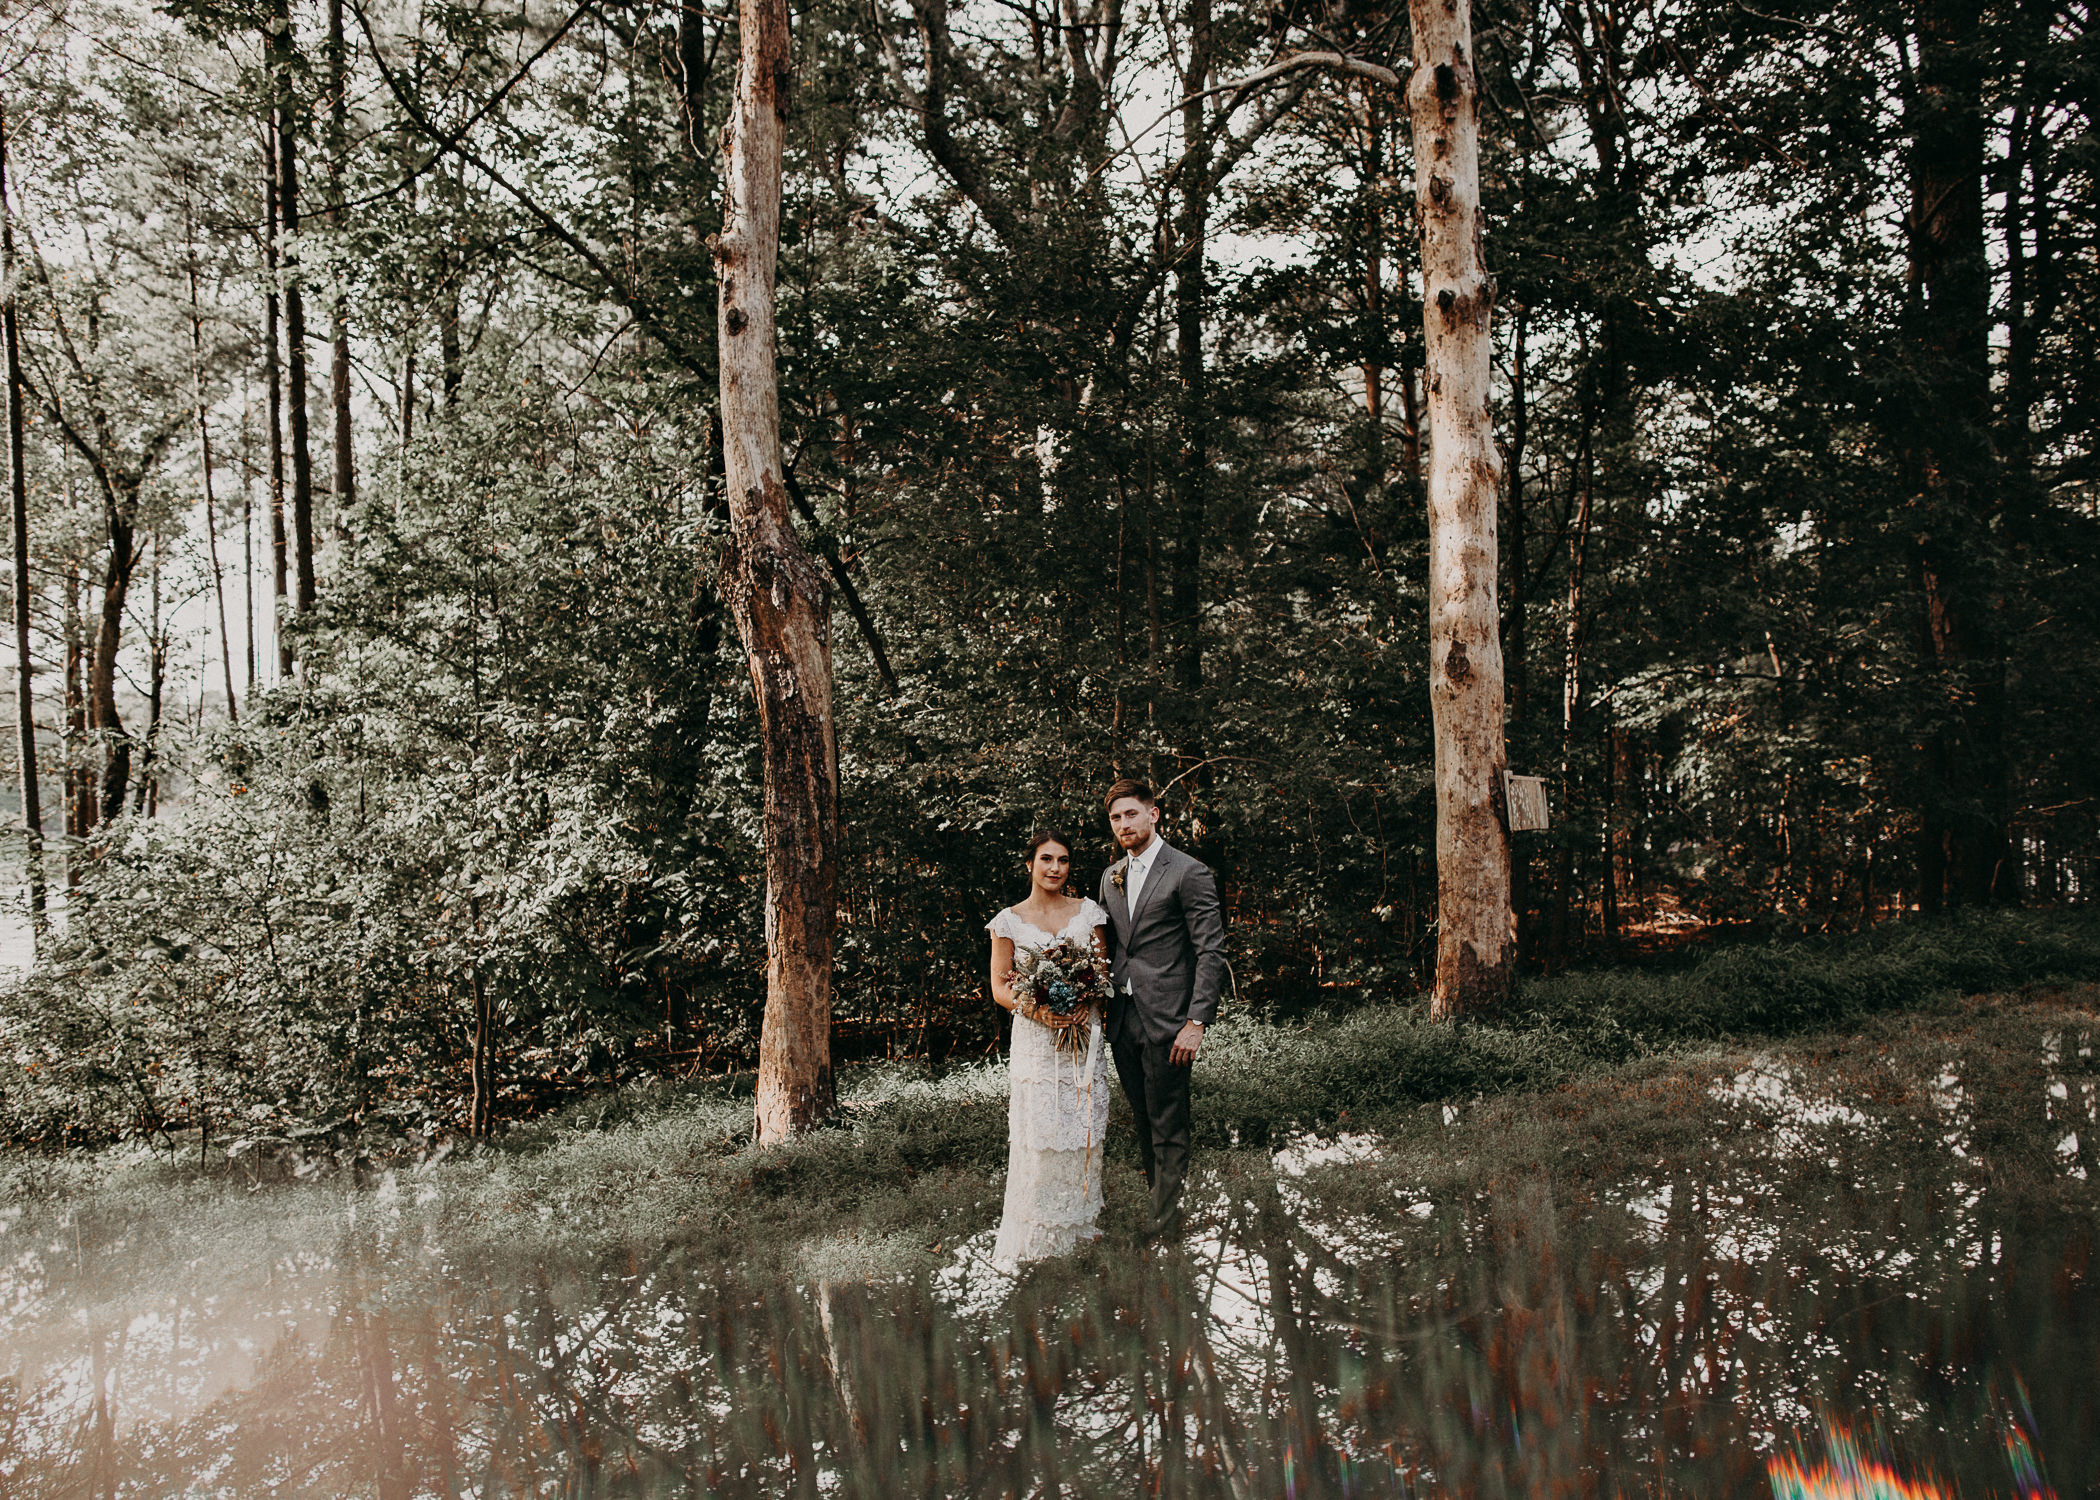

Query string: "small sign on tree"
[1503, 772, 1550, 832]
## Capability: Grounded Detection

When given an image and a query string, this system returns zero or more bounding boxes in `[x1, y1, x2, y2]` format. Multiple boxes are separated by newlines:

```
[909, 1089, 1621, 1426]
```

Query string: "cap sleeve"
[1079, 897, 1109, 930]
[985, 908, 1016, 942]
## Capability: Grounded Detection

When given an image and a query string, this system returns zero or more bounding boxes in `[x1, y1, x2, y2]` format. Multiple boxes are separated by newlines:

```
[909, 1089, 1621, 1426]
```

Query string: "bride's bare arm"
[990, 934, 1019, 1011]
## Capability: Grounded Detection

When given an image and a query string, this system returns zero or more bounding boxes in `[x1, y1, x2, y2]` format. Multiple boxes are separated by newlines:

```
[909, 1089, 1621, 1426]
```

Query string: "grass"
[7, 908, 2099, 1265]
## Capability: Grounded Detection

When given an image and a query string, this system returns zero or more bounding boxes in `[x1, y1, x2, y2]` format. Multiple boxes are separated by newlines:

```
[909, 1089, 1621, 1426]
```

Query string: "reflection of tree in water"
[3, 1026, 2096, 1496]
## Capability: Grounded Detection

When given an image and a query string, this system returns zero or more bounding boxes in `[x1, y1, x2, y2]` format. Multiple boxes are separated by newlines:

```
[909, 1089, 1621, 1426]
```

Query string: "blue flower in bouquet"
[1010, 933, 1114, 1056]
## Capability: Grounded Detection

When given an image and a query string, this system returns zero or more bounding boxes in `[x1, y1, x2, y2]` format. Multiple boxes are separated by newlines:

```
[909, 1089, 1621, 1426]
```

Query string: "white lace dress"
[987, 899, 1112, 1266]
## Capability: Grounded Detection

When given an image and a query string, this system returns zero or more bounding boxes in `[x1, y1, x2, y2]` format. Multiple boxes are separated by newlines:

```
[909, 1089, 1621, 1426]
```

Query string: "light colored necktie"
[1121, 850, 1151, 997]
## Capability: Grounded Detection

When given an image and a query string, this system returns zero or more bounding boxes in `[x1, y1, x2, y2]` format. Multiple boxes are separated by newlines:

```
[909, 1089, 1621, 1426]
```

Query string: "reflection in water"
[2, 1021, 2096, 1496]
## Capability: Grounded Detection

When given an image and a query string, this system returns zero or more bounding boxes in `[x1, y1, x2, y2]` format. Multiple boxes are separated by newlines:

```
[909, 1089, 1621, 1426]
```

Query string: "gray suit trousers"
[1110, 1021, 1192, 1235]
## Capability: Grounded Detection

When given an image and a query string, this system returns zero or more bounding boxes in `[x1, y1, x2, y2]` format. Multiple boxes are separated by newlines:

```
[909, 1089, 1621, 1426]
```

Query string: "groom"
[1099, 778, 1226, 1240]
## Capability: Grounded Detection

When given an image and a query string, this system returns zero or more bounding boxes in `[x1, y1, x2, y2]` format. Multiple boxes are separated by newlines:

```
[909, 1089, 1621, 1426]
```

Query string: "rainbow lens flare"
[1768, 1424, 2057, 1500]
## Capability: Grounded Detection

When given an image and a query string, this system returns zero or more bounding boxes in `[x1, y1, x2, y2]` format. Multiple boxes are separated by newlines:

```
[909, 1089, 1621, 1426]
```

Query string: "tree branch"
[781, 468, 900, 697]
[350, 0, 715, 384]
[902, 0, 1029, 246]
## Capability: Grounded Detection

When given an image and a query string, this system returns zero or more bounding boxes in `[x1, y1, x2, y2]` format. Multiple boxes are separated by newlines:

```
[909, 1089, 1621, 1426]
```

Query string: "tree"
[267, 0, 317, 624]
[717, 0, 840, 1139]
[0, 100, 45, 938]
[1408, 0, 1513, 1014]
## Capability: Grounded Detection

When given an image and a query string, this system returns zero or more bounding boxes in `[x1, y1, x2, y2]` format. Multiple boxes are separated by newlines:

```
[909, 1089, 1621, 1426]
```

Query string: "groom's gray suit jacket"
[1099, 842, 1227, 1046]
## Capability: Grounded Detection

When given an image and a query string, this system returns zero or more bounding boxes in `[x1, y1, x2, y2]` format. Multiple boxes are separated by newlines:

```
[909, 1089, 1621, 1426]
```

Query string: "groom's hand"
[1170, 1020, 1205, 1066]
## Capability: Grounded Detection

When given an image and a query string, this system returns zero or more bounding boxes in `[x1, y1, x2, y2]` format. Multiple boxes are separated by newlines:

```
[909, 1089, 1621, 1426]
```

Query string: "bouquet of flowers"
[1010, 936, 1113, 1058]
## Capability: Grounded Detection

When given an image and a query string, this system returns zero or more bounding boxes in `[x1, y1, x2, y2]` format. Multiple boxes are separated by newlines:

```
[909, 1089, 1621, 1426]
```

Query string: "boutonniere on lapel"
[1111, 857, 1130, 892]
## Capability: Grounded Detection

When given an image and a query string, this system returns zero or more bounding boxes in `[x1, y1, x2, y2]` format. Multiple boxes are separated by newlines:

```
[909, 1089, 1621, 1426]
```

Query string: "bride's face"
[1029, 842, 1071, 896]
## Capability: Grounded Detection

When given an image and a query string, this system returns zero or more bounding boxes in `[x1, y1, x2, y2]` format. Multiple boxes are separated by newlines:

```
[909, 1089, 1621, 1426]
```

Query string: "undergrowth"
[6, 909, 2098, 1268]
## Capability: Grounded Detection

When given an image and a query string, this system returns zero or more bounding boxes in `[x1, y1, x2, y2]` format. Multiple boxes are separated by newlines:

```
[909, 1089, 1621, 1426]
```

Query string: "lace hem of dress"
[992, 1143, 1105, 1266]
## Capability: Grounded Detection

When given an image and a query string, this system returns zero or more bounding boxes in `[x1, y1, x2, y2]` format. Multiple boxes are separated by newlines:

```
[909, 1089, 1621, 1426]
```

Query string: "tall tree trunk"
[1503, 299, 1530, 960]
[264, 139, 292, 678]
[1169, 0, 1212, 707]
[327, 0, 354, 522]
[187, 200, 238, 723]
[1408, 0, 1514, 1017]
[239, 395, 257, 693]
[89, 512, 134, 824]
[398, 348, 415, 450]
[0, 102, 43, 938]
[465, 989, 493, 1135]
[270, 0, 318, 623]
[62, 565, 85, 865]
[439, 280, 462, 408]
[1359, 92, 1389, 491]
[1905, 0, 2009, 908]
[677, 0, 714, 154]
[1605, 725, 1633, 949]
[1549, 414, 1593, 969]
[1504, 300, 1529, 720]
[397, 132, 419, 459]
[132, 539, 163, 818]
[1397, 363, 1422, 489]
[715, 0, 839, 1142]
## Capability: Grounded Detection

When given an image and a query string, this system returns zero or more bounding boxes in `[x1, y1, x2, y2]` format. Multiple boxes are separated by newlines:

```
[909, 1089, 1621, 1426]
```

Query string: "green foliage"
[2, 0, 2095, 1147]
[0, 392, 763, 1145]
[1518, 909, 2100, 1043]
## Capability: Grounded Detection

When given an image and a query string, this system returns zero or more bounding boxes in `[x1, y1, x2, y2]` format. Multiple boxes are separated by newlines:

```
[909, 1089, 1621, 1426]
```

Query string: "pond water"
[1, 1012, 2094, 1497]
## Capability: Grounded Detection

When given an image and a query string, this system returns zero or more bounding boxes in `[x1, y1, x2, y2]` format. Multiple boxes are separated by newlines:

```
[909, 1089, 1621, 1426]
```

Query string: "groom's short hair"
[1103, 777, 1156, 810]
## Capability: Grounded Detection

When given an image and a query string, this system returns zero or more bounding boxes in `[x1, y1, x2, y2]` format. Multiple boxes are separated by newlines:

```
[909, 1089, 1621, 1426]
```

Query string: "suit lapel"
[1129, 843, 1176, 930]
[1110, 859, 1135, 929]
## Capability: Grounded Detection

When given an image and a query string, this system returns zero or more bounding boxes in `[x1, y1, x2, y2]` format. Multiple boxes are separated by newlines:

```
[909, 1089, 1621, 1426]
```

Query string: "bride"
[986, 828, 1111, 1266]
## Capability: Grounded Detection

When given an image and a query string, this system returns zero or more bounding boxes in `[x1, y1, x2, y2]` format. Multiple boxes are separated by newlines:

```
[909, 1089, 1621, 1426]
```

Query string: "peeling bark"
[716, 0, 838, 1141]
[1407, 0, 1513, 1017]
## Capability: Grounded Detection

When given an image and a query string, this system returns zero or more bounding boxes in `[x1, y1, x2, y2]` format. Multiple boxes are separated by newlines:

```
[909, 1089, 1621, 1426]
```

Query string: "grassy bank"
[9, 909, 2096, 1257]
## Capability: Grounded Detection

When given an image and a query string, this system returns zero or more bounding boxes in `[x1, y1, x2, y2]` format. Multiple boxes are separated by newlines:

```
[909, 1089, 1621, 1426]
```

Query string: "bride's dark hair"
[1025, 827, 1074, 865]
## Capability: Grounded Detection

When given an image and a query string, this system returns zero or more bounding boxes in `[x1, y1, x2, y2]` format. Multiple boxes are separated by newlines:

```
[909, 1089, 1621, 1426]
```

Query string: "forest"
[0, 0, 2094, 1151]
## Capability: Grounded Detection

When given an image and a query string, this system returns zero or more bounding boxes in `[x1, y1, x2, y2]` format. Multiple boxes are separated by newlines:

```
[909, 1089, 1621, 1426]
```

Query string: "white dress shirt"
[1124, 836, 1165, 915]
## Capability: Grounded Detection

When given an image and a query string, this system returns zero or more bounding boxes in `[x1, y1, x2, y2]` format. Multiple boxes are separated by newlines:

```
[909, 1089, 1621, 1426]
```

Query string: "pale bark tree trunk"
[1407, 0, 1514, 1017]
[0, 102, 43, 938]
[714, 0, 839, 1141]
